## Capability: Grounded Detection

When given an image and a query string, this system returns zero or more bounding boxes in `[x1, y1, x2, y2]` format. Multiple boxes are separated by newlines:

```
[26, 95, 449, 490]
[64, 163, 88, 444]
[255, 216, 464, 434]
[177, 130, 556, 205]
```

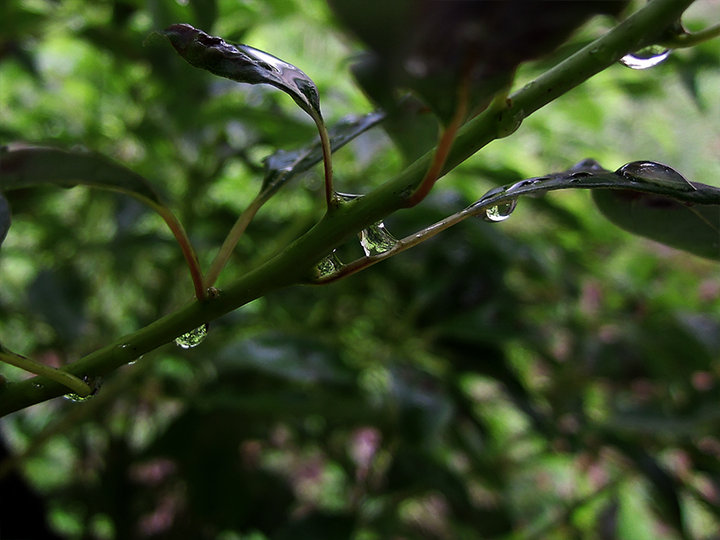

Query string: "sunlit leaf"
[0, 192, 10, 249]
[163, 23, 322, 121]
[261, 111, 385, 195]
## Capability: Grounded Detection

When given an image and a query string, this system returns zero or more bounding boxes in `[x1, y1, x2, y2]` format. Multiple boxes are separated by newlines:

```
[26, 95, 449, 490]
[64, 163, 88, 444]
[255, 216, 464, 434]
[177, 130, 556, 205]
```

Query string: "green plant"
[1, 0, 719, 537]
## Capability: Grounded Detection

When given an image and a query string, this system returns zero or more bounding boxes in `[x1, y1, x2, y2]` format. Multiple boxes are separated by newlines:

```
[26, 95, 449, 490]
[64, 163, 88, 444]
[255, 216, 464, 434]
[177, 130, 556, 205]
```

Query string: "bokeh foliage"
[1, 0, 720, 538]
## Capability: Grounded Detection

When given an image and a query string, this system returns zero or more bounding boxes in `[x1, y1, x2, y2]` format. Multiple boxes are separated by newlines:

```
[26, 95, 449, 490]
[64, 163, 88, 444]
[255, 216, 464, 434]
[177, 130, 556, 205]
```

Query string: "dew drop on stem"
[616, 161, 696, 192]
[359, 221, 398, 257]
[315, 250, 344, 278]
[620, 45, 670, 70]
[175, 323, 208, 349]
[482, 198, 518, 223]
[64, 376, 103, 402]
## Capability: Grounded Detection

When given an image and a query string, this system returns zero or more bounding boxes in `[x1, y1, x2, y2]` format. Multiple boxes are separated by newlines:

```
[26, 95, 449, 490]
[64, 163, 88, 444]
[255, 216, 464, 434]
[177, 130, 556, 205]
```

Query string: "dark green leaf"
[0, 192, 10, 249]
[28, 266, 88, 343]
[592, 189, 720, 260]
[164, 23, 322, 121]
[0, 146, 164, 206]
[329, 0, 628, 121]
[468, 160, 720, 260]
[261, 111, 385, 195]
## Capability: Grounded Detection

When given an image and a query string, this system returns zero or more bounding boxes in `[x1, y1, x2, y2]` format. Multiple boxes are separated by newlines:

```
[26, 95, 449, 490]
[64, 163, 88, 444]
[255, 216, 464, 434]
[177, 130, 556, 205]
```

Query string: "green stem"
[662, 22, 720, 48]
[153, 204, 206, 301]
[0, 0, 698, 417]
[0, 352, 91, 396]
[313, 113, 334, 207]
[205, 194, 266, 287]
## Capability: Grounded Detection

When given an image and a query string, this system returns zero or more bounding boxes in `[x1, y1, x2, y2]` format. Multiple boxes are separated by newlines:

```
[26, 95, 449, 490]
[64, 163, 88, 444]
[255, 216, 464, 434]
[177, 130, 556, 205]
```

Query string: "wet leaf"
[468, 160, 720, 261]
[163, 23, 322, 121]
[0, 146, 163, 206]
[592, 189, 720, 260]
[0, 191, 10, 249]
[261, 111, 385, 195]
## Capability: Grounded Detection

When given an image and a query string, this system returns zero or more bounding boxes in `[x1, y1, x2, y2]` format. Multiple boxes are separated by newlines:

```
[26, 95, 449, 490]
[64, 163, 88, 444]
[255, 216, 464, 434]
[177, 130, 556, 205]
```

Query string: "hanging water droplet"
[620, 46, 670, 70]
[616, 161, 696, 192]
[333, 192, 363, 204]
[64, 376, 102, 402]
[175, 323, 208, 349]
[359, 221, 398, 257]
[315, 250, 344, 278]
[507, 178, 541, 192]
[482, 198, 518, 222]
[64, 392, 93, 402]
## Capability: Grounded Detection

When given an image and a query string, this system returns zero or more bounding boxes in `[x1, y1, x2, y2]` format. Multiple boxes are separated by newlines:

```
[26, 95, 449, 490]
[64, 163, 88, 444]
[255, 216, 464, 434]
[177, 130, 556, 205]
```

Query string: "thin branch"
[0, 0, 699, 416]
[0, 351, 91, 397]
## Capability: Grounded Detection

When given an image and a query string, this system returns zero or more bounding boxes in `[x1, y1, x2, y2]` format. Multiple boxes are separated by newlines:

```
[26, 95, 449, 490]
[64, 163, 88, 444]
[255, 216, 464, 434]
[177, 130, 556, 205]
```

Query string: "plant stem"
[153, 204, 206, 301]
[0, 0, 698, 416]
[314, 113, 334, 207]
[0, 352, 91, 396]
[662, 22, 720, 48]
[205, 194, 267, 287]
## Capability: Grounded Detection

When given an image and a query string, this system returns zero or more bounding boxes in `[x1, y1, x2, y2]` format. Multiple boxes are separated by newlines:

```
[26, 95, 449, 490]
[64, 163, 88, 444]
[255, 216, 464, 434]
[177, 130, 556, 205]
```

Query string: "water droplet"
[175, 324, 208, 349]
[482, 198, 518, 222]
[359, 221, 398, 257]
[620, 46, 670, 70]
[507, 178, 539, 192]
[616, 161, 696, 192]
[315, 250, 344, 278]
[571, 158, 604, 172]
[64, 376, 102, 402]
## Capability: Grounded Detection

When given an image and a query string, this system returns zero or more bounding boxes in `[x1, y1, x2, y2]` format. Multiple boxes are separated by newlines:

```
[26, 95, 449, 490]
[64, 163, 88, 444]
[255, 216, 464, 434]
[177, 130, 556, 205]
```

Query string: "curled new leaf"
[0, 192, 10, 249]
[164, 23, 322, 121]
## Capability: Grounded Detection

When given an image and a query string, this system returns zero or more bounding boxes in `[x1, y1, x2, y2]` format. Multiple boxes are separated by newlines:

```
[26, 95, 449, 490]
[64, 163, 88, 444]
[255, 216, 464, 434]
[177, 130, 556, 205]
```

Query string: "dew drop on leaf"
[359, 221, 398, 257]
[482, 199, 518, 222]
[616, 161, 696, 192]
[315, 250, 344, 278]
[175, 323, 208, 349]
[620, 46, 670, 70]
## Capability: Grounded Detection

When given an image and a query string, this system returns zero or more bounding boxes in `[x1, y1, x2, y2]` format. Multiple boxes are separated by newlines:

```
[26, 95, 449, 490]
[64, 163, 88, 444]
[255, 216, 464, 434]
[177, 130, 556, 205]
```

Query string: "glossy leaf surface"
[261, 111, 385, 195]
[0, 146, 163, 206]
[164, 23, 322, 121]
[0, 192, 10, 249]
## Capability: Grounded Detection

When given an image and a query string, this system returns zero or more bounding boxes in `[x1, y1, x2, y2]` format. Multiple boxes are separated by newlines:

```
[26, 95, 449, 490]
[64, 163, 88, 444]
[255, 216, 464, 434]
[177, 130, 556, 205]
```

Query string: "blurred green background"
[1, 0, 719, 538]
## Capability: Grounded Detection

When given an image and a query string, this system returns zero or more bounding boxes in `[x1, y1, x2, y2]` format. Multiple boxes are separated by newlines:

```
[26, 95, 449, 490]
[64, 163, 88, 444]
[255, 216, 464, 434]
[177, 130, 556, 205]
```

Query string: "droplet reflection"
[483, 199, 518, 222]
[359, 222, 398, 257]
[175, 324, 208, 349]
[620, 46, 670, 70]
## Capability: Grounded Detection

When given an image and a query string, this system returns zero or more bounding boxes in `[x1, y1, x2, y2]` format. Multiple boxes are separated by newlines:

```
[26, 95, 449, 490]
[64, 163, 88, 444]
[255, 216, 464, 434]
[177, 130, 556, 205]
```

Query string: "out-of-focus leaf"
[592, 190, 720, 261]
[609, 434, 688, 539]
[188, 0, 217, 31]
[0, 146, 164, 206]
[261, 111, 385, 195]
[0, 192, 10, 249]
[329, 0, 628, 121]
[27, 266, 88, 343]
[164, 23, 322, 121]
